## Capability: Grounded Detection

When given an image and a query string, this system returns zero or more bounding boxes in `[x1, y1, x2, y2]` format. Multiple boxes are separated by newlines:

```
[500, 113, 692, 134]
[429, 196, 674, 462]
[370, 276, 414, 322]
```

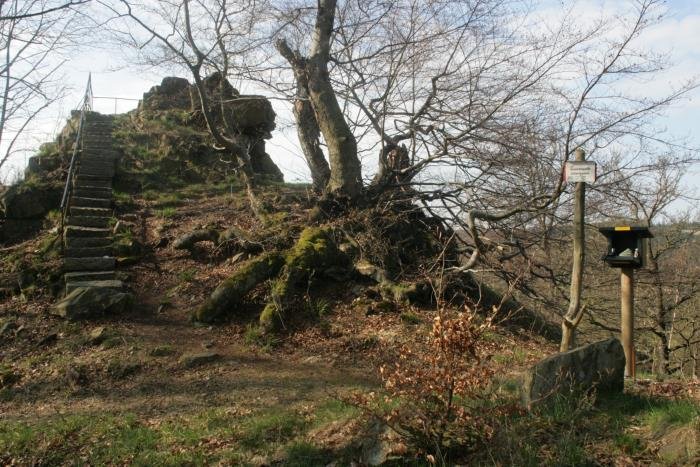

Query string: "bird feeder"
[597, 225, 653, 379]
[598, 226, 653, 269]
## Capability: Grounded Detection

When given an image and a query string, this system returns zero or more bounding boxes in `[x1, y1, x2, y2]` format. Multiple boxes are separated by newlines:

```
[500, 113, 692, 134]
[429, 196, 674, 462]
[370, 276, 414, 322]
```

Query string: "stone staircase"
[62, 112, 122, 294]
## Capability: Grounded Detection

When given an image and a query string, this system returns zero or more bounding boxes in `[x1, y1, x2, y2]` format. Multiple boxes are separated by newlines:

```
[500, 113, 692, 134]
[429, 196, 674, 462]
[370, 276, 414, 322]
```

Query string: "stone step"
[66, 215, 111, 229]
[84, 119, 113, 124]
[78, 166, 115, 178]
[71, 196, 111, 209]
[81, 151, 120, 160]
[63, 256, 116, 272]
[78, 161, 117, 174]
[82, 138, 115, 146]
[72, 188, 112, 200]
[82, 134, 114, 140]
[82, 147, 116, 155]
[64, 270, 116, 282]
[80, 155, 117, 167]
[64, 237, 112, 248]
[74, 176, 112, 188]
[70, 206, 111, 217]
[65, 246, 112, 258]
[82, 135, 114, 147]
[65, 279, 123, 294]
[64, 225, 111, 238]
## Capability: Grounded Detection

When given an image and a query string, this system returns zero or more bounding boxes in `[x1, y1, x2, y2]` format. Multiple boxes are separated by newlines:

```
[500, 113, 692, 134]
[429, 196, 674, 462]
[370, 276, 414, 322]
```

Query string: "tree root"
[259, 226, 348, 331]
[173, 226, 263, 257]
[193, 251, 284, 323]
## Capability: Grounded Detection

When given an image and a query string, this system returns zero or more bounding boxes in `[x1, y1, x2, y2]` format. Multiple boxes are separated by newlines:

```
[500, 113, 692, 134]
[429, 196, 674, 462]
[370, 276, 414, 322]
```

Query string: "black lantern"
[598, 226, 653, 269]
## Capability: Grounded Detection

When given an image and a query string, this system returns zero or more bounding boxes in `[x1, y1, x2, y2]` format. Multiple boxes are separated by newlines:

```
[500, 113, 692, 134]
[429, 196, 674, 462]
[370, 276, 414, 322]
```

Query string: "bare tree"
[268, 0, 696, 225]
[0, 0, 84, 174]
[275, 0, 362, 198]
[0, 1, 88, 21]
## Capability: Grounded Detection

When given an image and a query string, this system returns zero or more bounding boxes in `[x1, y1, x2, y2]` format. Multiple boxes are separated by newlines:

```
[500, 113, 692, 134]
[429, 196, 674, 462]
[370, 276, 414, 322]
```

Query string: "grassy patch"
[239, 410, 307, 449]
[645, 399, 700, 434]
[0, 383, 371, 464]
[178, 268, 197, 283]
[399, 310, 422, 325]
[156, 207, 177, 218]
[243, 324, 281, 352]
[492, 347, 529, 366]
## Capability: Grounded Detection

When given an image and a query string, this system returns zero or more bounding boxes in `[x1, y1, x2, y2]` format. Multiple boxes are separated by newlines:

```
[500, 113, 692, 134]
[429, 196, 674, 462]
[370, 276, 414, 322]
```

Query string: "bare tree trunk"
[277, 0, 362, 198]
[294, 81, 331, 191]
[560, 148, 586, 351]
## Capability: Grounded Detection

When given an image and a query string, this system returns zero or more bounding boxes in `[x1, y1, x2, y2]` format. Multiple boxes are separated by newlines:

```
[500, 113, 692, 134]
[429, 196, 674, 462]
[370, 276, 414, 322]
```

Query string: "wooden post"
[621, 267, 635, 378]
[560, 148, 586, 351]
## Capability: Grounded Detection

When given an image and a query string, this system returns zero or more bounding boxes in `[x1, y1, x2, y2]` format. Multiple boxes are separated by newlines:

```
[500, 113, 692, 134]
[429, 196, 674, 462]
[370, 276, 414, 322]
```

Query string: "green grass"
[0, 400, 363, 465]
[304, 298, 331, 320]
[156, 207, 177, 218]
[399, 311, 422, 325]
[178, 268, 197, 283]
[238, 410, 307, 449]
[243, 324, 281, 352]
[645, 399, 700, 434]
[492, 347, 529, 365]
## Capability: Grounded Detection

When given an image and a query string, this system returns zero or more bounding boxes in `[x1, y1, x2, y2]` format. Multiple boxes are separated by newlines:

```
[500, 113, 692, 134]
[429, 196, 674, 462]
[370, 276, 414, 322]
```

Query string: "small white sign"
[565, 161, 596, 183]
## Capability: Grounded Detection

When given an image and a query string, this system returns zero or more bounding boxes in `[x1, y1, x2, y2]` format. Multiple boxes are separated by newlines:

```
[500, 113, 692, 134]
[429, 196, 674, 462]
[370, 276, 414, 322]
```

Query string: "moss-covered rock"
[260, 226, 348, 330]
[194, 252, 284, 323]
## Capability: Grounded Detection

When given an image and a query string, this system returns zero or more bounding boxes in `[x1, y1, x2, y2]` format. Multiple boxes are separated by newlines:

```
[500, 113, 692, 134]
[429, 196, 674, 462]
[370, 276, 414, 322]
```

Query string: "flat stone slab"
[64, 270, 116, 282]
[64, 237, 112, 248]
[71, 197, 111, 209]
[53, 286, 133, 320]
[66, 215, 111, 229]
[522, 338, 625, 409]
[65, 246, 112, 258]
[74, 177, 112, 188]
[63, 256, 116, 272]
[70, 206, 112, 217]
[65, 280, 123, 294]
[64, 226, 111, 238]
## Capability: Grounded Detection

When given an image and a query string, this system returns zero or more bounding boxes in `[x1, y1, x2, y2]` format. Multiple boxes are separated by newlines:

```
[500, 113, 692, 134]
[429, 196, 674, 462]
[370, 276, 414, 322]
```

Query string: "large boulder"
[226, 96, 276, 136]
[522, 338, 625, 408]
[53, 287, 133, 320]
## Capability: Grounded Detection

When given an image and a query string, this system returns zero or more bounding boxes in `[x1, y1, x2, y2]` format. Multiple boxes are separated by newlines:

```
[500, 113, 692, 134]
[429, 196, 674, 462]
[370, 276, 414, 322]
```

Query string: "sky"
[2, 0, 699, 211]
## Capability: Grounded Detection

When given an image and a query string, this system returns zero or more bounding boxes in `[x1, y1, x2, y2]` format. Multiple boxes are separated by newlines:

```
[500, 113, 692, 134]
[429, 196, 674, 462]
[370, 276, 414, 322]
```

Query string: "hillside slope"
[0, 79, 699, 465]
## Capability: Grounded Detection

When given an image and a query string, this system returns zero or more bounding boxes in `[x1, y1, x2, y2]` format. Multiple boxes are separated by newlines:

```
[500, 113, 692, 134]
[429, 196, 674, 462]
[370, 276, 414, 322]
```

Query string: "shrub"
[349, 307, 514, 463]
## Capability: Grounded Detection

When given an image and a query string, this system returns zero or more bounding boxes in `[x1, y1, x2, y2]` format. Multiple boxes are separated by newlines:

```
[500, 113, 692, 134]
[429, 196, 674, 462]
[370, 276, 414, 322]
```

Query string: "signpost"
[565, 160, 597, 183]
[561, 149, 596, 351]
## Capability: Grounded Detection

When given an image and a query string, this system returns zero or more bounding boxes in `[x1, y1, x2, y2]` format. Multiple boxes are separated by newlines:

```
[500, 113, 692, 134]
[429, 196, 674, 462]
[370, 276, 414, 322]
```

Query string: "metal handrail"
[59, 74, 93, 236]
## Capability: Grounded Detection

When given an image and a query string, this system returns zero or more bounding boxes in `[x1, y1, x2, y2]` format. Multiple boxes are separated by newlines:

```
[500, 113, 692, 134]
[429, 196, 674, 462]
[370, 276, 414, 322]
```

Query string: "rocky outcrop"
[522, 338, 625, 408]
[138, 76, 192, 112]
[136, 75, 283, 182]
